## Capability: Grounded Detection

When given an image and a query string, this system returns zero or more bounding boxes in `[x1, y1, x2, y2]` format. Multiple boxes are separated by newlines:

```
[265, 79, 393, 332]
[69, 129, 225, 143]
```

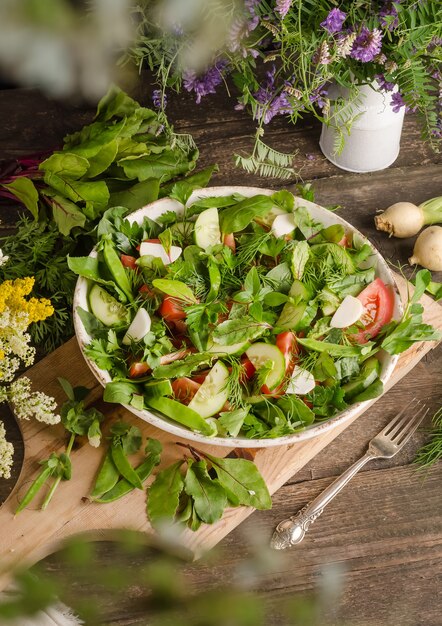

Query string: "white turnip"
[409, 226, 442, 271]
[375, 197, 442, 238]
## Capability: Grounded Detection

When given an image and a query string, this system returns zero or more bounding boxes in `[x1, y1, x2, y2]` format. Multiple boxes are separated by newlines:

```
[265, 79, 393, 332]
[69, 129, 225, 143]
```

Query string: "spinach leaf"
[297, 337, 372, 357]
[109, 179, 160, 210]
[184, 460, 227, 524]
[212, 318, 270, 346]
[204, 454, 272, 510]
[271, 190, 294, 212]
[218, 407, 250, 437]
[1, 178, 39, 220]
[306, 384, 347, 417]
[264, 263, 292, 293]
[76, 306, 108, 339]
[147, 460, 185, 528]
[381, 304, 441, 354]
[219, 195, 274, 233]
[152, 279, 197, 303]
[334, 357, 360, 380]
[103, 381, 142, 408]
[327, 268, 375, 297]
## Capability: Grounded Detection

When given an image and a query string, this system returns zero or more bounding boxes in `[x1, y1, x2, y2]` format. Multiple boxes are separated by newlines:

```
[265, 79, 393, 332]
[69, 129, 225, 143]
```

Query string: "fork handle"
[271, 451, 374, 550]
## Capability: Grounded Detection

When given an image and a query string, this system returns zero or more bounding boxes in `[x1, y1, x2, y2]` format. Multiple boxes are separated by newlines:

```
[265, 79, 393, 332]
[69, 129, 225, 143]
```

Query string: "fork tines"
[382, 398, 429, 446]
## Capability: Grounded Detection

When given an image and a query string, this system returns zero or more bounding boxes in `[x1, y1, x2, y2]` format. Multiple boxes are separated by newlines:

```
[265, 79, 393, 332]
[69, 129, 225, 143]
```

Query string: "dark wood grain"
[0, 80, 441, 626]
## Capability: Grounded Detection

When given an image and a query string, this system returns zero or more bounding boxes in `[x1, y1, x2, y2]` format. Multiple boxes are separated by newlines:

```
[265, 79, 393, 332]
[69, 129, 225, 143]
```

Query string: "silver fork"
[271, 398, 429, 550]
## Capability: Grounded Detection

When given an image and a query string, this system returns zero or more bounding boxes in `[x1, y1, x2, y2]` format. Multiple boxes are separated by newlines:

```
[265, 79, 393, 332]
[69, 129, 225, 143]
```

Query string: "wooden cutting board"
[0, 274, 440, 590]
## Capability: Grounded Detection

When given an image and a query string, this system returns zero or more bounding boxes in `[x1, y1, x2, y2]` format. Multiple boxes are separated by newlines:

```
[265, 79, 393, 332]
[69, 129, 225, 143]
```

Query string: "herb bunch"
[15, 378, 105, 512]
[128, 0, 442, 177]
[414, 406, 442, 471]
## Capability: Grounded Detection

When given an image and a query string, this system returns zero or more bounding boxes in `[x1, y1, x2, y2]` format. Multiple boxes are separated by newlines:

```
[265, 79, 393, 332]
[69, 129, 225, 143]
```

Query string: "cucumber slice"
[89, 284, 128, 327]
[342, 357, 380, 399]
[188, 361, 229, 418]
[143, 379, 173, 399]
[147, 396, 217, 437]
[206, 337, 250, 356]
[169, 221, 194, 243]
[194, 208, 221, 250]
[245, 342, 286, 390]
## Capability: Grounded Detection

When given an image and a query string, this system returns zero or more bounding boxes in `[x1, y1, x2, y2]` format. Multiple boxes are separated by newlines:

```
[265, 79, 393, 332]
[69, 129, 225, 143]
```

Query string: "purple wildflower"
[183, 61, 227, 104]
[375, 73, 394, 92]
[305, 153, 316, 161]
[152, 89, 166, 109]
[350, 27, 383, 62]
[390, 92, 407, 113]
[379, 1, 401, 31]
[309, 85, 328, 109]
[321, 8, 347, 34]
[275, 0, 292, 19]
[254, 65, 293, 123]
[313, 41, 332, 65]
[228, 11, 259, 57]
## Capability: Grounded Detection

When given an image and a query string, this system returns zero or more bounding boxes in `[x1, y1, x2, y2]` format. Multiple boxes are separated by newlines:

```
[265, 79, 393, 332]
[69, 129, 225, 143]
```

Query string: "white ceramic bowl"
[74, 186, 402, 448]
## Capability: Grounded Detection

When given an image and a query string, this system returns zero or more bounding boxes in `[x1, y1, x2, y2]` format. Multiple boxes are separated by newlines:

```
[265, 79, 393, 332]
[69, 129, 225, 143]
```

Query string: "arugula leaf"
[411, 269, 431, 305]
[327, 268, 375, 297]
[271, 190, 294, 212]
[313, 352, 338, 381]
[184, 459, 227, 524]
[147, 460, 185, 528]
[212, 317, 270, 346]
[2, 177, 39, 220]
[276, 395, 315, 426]
[152, 352, 217, 379]
[306, 384, 347, 417]
[309, 224, 345, 244]
[219, 195, 274, 233]
[334, 357, 360, 381]
[381, 304, 441, 355]
[204, 454, 272, 510]
[291, 240, 310, 280]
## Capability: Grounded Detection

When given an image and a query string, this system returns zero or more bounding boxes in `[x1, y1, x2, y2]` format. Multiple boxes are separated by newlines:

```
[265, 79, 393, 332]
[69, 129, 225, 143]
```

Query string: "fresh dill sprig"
[223, 357, 248, 409]
[414, 407, 442, 471]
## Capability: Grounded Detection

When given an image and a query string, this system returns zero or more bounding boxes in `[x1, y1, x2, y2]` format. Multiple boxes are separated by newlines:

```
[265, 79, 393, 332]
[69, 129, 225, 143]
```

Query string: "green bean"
[15, 466, 53, 514]
[96, 454, 160, 503]
[207, 259, 221, 302]
[91, 450, 119, 499]
[103, 239, 133, 303]
[111, 444, 143, 490]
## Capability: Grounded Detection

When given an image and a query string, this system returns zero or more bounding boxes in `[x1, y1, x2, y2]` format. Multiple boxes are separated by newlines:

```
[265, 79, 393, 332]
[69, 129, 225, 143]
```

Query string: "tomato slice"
[172, 377, 201, 405]
[261, 332, 298, 396]
[223, 233, 236, 253]
[129, 362, 149, 378]
[351, 278, 395, 344]
[158, 296, 187, 321]
[121, 255, 138, 270]
[240, 357, 256, 381]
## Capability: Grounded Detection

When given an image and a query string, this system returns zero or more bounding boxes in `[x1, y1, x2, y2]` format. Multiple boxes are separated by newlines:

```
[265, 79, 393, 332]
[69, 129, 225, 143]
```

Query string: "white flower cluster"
[0, 308, 35, 382]
[8, 377, 60, 425]
[0, 420, 14, 479]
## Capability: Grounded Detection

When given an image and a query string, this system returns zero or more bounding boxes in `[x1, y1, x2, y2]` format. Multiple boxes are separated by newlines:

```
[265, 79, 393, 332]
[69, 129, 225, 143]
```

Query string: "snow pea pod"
[207, 258, 221, 302]
[103, 239, 134, 303]
[15, 465, 53, 514]
[111, 443, 143, 490]
[91, 450, 119, 499]
[96, 454, 160, 503]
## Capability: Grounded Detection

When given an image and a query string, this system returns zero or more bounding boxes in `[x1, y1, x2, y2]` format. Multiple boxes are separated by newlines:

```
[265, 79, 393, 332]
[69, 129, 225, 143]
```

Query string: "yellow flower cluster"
[0, 277, 54, 324]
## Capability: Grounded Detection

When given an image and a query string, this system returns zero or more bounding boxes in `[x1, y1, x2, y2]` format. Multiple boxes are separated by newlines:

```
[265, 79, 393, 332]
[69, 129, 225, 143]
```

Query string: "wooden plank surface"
[0, 82, 441, 625]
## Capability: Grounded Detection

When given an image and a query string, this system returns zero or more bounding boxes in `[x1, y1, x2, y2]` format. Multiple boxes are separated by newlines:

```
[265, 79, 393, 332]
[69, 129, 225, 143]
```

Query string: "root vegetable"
[374, 197, 442, 238]
[409, 226, 442, 271]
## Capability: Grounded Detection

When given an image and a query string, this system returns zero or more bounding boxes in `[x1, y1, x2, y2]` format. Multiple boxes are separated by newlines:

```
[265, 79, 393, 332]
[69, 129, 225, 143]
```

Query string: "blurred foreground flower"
[0, 0, 135, 100]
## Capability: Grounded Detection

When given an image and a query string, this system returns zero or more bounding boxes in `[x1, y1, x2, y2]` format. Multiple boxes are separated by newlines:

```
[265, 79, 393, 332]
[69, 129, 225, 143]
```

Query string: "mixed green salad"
[69, 189, 440, 440]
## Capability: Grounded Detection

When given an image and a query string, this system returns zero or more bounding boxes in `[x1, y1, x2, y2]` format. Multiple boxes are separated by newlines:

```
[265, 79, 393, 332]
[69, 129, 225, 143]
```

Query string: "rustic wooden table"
[0, 83, 441, 626]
